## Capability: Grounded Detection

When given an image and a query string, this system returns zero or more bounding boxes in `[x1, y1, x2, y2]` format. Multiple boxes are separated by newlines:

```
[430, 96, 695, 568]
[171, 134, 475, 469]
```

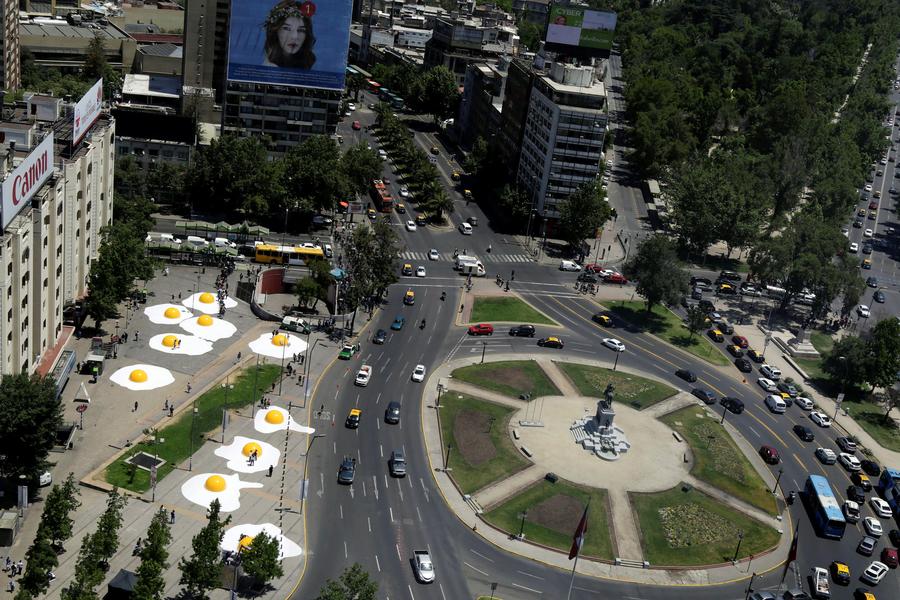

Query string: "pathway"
[537, 359, 579, 397]
[474, 464, 545, 510]
[608, 488, 643, 560]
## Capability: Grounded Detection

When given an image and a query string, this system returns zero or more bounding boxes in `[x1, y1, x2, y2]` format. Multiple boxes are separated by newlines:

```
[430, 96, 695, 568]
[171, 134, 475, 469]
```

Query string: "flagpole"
[566, 554, 580, 600]
[566, 498, 591, 600]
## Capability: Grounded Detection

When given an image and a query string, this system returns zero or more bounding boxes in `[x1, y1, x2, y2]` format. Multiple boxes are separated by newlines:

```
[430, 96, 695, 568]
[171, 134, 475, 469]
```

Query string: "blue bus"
[877, 467, 900, 516]
[804, 475, 846, 539]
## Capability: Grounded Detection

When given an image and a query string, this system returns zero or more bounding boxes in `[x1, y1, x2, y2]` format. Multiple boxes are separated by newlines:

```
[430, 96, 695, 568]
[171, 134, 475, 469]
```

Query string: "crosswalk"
[400, 251, 532, 263]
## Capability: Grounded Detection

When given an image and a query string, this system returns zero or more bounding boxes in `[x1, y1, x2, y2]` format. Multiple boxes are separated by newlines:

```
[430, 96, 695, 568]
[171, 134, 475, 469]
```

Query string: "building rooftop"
[542, 74, 606, 97]
[122, 74, 181, 99]
[20, 18, 130, 40]
[139, 43, 182, 58]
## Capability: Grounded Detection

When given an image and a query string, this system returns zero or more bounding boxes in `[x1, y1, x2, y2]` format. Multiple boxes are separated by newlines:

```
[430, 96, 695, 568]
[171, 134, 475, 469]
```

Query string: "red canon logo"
[12, 150, 48, 206]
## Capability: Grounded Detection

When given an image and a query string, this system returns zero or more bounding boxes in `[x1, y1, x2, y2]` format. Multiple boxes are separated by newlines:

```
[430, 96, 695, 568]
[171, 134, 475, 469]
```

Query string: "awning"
[339, 201, 349, 208]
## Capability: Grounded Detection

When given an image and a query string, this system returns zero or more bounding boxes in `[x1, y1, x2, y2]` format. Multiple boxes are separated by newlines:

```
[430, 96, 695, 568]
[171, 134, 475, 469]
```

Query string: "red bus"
[367, 80, 381, 94]
[370, 179, 393, 212]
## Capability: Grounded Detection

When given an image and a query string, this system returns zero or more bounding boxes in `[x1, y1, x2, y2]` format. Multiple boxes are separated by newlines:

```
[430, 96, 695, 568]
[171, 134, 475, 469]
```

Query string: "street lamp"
[436, 382, 445, 407]
[744, 572, 757, 600]
[613, 350, 621, 371]
[732, 530, 744, 563]
[221, 379, 234, 443]
[481, 341, 487, 364]
[518, 510, 528, 539]
[772, 467, 784, 495]
[720, 405, 729, 425]
[188, 402, 199, 471]
[444, 443, 452, 471]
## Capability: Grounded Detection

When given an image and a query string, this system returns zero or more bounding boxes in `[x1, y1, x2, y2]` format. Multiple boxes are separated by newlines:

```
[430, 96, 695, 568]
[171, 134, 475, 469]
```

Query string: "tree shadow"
[609, 304, 666, 335]
[671, 334, 700, 348]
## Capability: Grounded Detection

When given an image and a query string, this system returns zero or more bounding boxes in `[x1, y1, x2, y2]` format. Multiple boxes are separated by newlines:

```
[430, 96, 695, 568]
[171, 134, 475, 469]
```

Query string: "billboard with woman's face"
[227, 0, 352, 90]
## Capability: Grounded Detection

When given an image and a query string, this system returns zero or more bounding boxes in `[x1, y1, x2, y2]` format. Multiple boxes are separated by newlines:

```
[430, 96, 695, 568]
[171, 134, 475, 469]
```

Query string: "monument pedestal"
[786, 327, 821, 359]
[570, 398, 631, 461]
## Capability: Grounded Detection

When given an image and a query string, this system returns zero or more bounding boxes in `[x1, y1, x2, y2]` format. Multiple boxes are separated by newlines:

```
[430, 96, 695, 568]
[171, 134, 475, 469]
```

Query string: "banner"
[73, 79, 103, 144]
[1, 134, 54, 230]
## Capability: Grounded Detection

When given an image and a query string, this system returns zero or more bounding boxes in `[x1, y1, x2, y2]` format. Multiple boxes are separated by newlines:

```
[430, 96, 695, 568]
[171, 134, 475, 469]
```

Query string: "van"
[765, 285, 787, 299]
[459, 222, 473, 235]
[214, 237, 236, 249]
[765, 395, 787, 414]
[559, 260, 581, 272]
[146, 232, 181, 244]
[186, 235, 209, 248]
[323, 243, 333, 258]
[455, 255, 486, 276]
[280, 316, 311, 334]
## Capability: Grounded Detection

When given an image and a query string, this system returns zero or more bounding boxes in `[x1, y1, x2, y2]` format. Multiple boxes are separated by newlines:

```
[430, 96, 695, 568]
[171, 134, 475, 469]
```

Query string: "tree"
[498, 184, 532, 230]
[283, 136, 350, 214]
[62, 534, 103, 600]
[341, 143, 383, 196]
[240, 530, 283, 588]
[416, 180, 454, 220]
[295, 277, 322, 310]
[115, 156, 146, 200]
[684, 304, 708, 339]
[557, 181, 612, 253]
[179, 499, 231, 600]
[623, 235, 688, 312]
[865, 317, 900, 389]
[821, 336, 870, 390]
[17, 536, 58, 598]
[91, 489, 128, 570]
[39, 474, 81, 548]
[83, 34, 122, 98]
[315, 563, 378, 600]
[420, 67, 459, 124]
[346, 71, 366, 101]
[0, 374, 63, 481]
[132, 511, 172, 600]
[517, 19, 542, 51]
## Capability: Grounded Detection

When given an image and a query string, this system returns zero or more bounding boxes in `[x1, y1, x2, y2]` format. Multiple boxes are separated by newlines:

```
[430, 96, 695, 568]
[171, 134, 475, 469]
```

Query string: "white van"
[459, 222, 473, 235]
[455, 255, 486, 277]
[765, 285, 787, 299]
[145, 232, 182, 244]
[214, 237, 237, 249]
[765, 395, 787, 414]
[186, 235, 209, 248]
[559, 260, 581, 272]
[323, 243, 333, 258]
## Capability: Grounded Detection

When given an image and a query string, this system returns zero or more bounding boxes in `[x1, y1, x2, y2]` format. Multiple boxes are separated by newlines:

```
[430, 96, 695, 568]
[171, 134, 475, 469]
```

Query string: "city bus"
[367, 80, 381, 95]
[254, 244, 325, 265]
[804, 474, 846, 539]
[876, 467, 900, 515]
[388, 93, 405, 110]
[378, 87, 393, 101]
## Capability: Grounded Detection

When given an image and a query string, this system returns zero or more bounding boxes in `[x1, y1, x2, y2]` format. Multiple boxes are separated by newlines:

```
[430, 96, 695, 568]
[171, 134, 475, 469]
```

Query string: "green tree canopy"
[0, 374, 63, 481]
[624, 235, 688, 312]
[315, 563, 378, 600]
[132, 510, 172, 600]
[240, 530, 284, 588]
[865, 317, 900, 389]
[283, 135, 350, 213]
[341, 142, 383, 196]
[179, 499, 231, 600]
[557, 181, 612, 252]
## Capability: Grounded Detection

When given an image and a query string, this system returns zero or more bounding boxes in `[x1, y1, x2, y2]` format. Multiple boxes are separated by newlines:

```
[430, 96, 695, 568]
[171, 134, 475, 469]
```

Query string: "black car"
[577, 272, 598, 284]
[691, 287, 704, 300]
[720, 396, 744, 414]
[776, 381, 799, 397]
[792, 424, 815, 442]
[373, 329, 387, 344]
[692, 388, 716, 404]
[676, 369, 697, 382]
[862, 244, 873, 255]
[847, 485, 866, 503]
[853, 218, 863, 228]
[715, 321, 735, 335]
[385, 401, 401, 424]
[747, 349, 765, 363]
[861, 459, 881, 477]
[509, 324, 536, 337]
[873, 290, 885, 303]
[337, 457, 356, 484]
[719, 270, 742, 282]
[734, 357, 752, 372]
[866, 276, 878, 288]
[890, 528, 900, 547]
[699, 299, 716, 313]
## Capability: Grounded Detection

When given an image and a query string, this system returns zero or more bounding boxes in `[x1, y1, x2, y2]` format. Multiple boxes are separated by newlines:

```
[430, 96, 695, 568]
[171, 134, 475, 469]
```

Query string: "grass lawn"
[609, 301, 730, 366]
[556, 362, 676, 410]
[104, 365, 281, 492]
[483, 479, 614, 560]
[452, 360, 560, 399]
[438, 393, 530, 494]
[661, 407, 778, 516]
[844, 399, 900, 452]
[470, 296, 555, 325]
[631, 484, 780, 566]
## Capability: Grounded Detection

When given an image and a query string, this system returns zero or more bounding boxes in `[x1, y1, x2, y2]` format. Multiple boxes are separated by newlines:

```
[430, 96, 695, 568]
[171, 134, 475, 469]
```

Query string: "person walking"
[133, 401, 139, 413]
[170, 510, 176, 525]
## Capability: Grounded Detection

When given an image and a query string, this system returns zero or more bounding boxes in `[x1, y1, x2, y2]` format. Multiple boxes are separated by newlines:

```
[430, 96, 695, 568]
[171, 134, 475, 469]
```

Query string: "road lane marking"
[380, 444, 383, 458]
[407, 585, 415, 599]
[396, 544, 402, 561]
[367, 516, 371, 532]
[339, 504, 343, 519]
[511, 582, 542, 594]
[389, 506, 394, 522]
[397, 478, 404, 502]
[439, 583, 447, 600]
[471, 549, 494, 562]
[415, 505, 422, 522]
[747, 425, 761, 438]
[463, 561, 489, 576]
[517, 570, 543, 580]
[375, 554, 381, 572]
[744, 410, 788, 447]
[344, 541, 347, 558]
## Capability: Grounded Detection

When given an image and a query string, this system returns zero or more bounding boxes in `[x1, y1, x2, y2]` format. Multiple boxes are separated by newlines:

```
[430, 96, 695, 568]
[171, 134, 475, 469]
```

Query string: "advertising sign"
[1, 134, 55, 230]
[73, 79, 103, 145]
[546, 6, 617, 51]
[227, 0, 353, 91]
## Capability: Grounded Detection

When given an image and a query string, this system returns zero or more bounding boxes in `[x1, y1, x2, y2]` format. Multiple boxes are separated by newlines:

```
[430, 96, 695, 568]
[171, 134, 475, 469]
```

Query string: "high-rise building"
[0, 0, 21, 91]
[182, 0, 231, 121]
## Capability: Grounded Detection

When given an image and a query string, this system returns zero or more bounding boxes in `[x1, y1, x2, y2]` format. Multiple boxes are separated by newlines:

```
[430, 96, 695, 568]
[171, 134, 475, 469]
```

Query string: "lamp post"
[436, 382, 445, 407]
[834, 356, 846, 422]
[299, 433, 326, 515]
[772, 467, 784, 494]
[732, 529, 744, 563]
[188, 402, 199, 471]
[221, 378, 233, 443]
[720, 405, 729, 425]
[613, 350, 621, 371]
[481, 341, 487, 364]
[517, 510, 528, 539]
[444, 443, 452, 471]
[538, 211, 549, 261]
[744, 572, 757, 600]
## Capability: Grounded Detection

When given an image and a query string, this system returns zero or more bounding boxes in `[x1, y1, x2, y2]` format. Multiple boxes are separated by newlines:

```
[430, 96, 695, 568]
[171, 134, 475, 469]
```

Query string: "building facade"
[181, 0, 230, 121]
[0, 0, 20, 91]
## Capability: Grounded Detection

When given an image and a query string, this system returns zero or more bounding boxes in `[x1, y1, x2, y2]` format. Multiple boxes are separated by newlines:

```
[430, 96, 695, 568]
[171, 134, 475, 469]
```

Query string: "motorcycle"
[420, 319, 427, 329]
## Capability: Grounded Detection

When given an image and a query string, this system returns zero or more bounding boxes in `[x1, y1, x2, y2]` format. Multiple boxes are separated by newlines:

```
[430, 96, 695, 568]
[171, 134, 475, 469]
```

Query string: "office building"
[424, 14, 519, 85]
[181, 0, 230, 121]
[19, 15, 136, 74]
[0, 0, 20, 91]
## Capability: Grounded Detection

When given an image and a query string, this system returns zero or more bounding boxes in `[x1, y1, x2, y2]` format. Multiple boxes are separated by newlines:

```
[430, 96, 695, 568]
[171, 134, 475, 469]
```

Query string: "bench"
[672, 432, 683, 442]
[520, 446, 533, 457]
[512, 429, 520, 440]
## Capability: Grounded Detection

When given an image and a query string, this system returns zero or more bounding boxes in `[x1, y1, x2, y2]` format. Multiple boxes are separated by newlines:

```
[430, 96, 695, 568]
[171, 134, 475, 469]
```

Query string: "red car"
[606, 273, 628, 284]
[759, 445, 780, 464]
[583, 263, 603, 273]
[731, 335, 749, 348]
[882, 546, 898, 568]
[869, 200, 879, 210]
[468, 323, 494, 336]
[352, 120, 361, 130]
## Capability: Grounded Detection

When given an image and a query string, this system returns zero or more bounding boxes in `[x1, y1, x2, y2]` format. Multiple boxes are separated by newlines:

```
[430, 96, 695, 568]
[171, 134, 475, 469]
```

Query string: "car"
[403, 289, 415, 305]
[347, 102, 356, 111]
[675, 369, 697, 382]
[891, 529, 900, 546]
[699, 299, 716, 313]
[373, 329, 387, 344]
[793, 424, 815, 442]
[816, 447, 837, 464]
[735, 357, 753, 372]
[747, 349, 765, 363]
[731, 335, 749, 348]
[416, 214, 427, 226]
[337, 456, 356, 484]
[577, 272, 598, 284]
[389, 450, 407, 477]
[451, 170, 461, 181]
[858, 208, 868, 217]
[837, 436, 858, 453]
[840, 452, 862, 472]
[852, 588, 875, 600]
[857, 536, 877, 556]
[338, 343, 360, 360]
[759, 364, 782, 380]
[592, 313, 613, 326]
[881, 547, 898, 568]
[538, 337, 564, 348]
[377, 149, 388, 160]
[355, 365, 372, 387]
[607, 273, 628, 284]
[345, 408, 362, 428]
[861, 460, 881, 477]
[692, 388, 716, 404]
[559, 260, 582, 271]
[863, 517, 883, 537]
[415, 266, 426, 278]
[399, 186, 410, 198]
[429, 146, 439, 155]
[765, 394, 787, 413]
[459, 222, 473, 235]
[831, 561, 851, 585]
[714, 320, 734, 335]
[861, 561, 888, 585]
[384, 401, 401, 424]
[468, 323, 494, 336]
[405, 220, 417, 232]
[848, 485, 867, 503]
[776, 381, 799, 397]
[509, 325, 536, 337]
[873, 290, 885, 303]
[869, 200, 880, 209]
[810, 411, 831, 427]
[854, 218, 864, 228]
[394, 203, 406, 216]
[401, 263, 413, 276]
[858, 305, 871, 318]
[795, 396, 814, 410]
[367, 208, 377, 220]
[869, 497, 892, 518]
[410, 364, 426, 383]
[727, 344, 744, 357]
[691, 276, 713, 289]
[351, 120, 361, 130]
[864, 228, 874, 237]
[759, 445, 780, 464]
[865, 183, 873, 192]
[757, 377, 778, 392]
[391, 315, 405, 330]
[843, 500, 861, 523]
[866, 276, 878, 287]
[862, 258, 873, 269]
[707, 329, 725, 342]
[748, 593, 776, 600]
[720, 396, 744, 414]
[428, 248, 440, 261]
[602, 338, 625, 352]
[740, 283, 761, 296]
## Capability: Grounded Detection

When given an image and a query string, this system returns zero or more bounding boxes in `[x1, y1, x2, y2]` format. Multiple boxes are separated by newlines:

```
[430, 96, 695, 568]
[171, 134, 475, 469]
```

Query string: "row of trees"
[362, 64, 460, 125]
[0, 374, 63, 485]
[823, 317, 900, 394]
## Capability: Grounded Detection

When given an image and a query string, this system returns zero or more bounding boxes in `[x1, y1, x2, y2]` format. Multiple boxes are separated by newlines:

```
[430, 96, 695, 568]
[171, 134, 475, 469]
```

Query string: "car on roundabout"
[406, 220, 417, 232]
[830, 561, 851, 585]
[355, 365, 372, 387]
[863, 517, 883, 537]
[869, 497, 892, 518]
[839, 452, 862, 471]
[857, 536, 876, 556]
[385, 401, 401, 424]
[810, 411, 832, 427]
[735, 357, 753, 372]
[415, 266, 426, 277]
[602, 338, 625, 352]
[391, 315, 405, 330]
[404, 289, 415, 305]
[692, 388, 716, 404]
[675, 369, 697, 382]
[815, 447, 837, 464]
[757, 377, 778, 392]
[537, 336, 564, 349]
[373, 329, 387, 344]
[592, 313, 613, 326]
[861, 561, 888, 585]
[338, 343, 360, 360]
[428, 249, 440, 261]
[345, 408, 362, 429]
[468, 323, 494, 336]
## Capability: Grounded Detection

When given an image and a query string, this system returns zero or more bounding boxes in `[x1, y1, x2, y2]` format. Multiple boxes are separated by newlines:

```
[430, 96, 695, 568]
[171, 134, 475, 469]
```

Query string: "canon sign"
[73, 79, 103, 145]
[1, 134, 55, 230]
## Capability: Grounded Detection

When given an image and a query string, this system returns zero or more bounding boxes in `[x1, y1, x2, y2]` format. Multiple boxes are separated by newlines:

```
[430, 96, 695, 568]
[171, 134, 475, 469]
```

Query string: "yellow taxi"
[707, 329, 724, 342]
[451, 170, 461, 181]
[829, 560, 850, 585]
[367, 208, 377, 220]
[415, 214, 427, 226]
[592, 313, 612, 326]
[396, 203, 406, 214]
[726, 344, 744, 357]
[858, 208, 867, 217]
[345, 408, 362, 429]
[717, 283, 735, 295]
[403, 289, 415, 305]
[862, 258, 872, 269]
[401, 263, 413, 276]
[464, 189, 473, 200]
[430, 146, 439, 155]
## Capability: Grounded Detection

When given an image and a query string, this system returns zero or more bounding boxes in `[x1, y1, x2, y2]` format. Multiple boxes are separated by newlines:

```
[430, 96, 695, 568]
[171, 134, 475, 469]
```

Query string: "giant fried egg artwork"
[248, 332, 308, 359]
[148, 333, 213, 356]
[109, 364, 175, 391]
[180, 473, 263, 512]
[183, 292, 238, 315]
[179, 314, 237, 341]
[214, 436, 280, 474]
[144, 303, 193, 325]
[222, 523, 302, 560]
[253, 406, 316, 435]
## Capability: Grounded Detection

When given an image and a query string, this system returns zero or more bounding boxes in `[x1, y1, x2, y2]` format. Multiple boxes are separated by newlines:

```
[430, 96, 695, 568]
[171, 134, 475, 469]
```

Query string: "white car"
[355, 365, 372, 387]
[880, 157, 887, 165]
[843, 500, 861, 523]
[865, 183, 873, 192]
[849, 242, 859, 253]
[602, 338, 625, 352]
[415, 266, 426, 277]
[869, 497, 892, 518]
[858, 304, 870, 318]
[411, 364, 426, 383]
[794, 396, 814, 410]
[378, 149, 387, 159]
[757, 377, 778, 392]
[863, 516, 883, 537]
[861, 561, 888, 585]
[759, 364, 782, 380]
[838, 452, 861, 471]
[559, 260, 581, 271]
[405, 220, 417, 232]
[399, 186, 410, 198]
[864, 228, 874, 237]
[810, 411, 832, 427]
[815, 447, 837, 464]
[428, 249, 440, 261]
[347, 102, 356, 111]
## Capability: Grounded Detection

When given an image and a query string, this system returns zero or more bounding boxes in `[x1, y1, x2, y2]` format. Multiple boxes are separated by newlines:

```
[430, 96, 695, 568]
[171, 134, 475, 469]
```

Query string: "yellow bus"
[254, 244, 325, 265]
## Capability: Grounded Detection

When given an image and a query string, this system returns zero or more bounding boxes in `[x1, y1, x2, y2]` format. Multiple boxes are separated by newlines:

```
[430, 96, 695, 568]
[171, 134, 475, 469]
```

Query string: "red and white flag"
[568, 505, 589, 560]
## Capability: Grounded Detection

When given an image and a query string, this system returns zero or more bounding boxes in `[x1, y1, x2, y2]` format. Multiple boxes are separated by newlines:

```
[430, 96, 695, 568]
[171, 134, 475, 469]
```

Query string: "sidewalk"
[506, 220, 628, 268]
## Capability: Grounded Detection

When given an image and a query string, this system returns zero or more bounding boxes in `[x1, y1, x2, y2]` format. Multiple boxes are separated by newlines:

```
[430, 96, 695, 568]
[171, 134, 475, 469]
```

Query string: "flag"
[568, 504, 589, 560]
[782, 525, 799, 582]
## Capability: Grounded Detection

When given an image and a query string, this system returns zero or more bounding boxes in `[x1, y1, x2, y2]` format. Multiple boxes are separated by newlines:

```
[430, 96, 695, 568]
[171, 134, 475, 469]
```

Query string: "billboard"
[227, 0, 352, 91]
[546, 6, 617, 51]
[73, 79, 103, 145]
[1, 134, 55, 230]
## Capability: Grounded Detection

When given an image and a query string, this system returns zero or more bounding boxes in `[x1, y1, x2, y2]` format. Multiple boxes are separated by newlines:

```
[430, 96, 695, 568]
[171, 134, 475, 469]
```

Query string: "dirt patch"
[454, 410, 497, 466]
[481, 366, 532, 392]
[528, 493, 585, 534]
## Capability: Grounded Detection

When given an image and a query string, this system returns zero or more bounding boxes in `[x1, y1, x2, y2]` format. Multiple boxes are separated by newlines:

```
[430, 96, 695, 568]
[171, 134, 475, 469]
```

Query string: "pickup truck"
[355, 365, 372, 387]
[413, 550, 435, 583]
[810, 566, 830, 599]
[338, 343, 360, 360]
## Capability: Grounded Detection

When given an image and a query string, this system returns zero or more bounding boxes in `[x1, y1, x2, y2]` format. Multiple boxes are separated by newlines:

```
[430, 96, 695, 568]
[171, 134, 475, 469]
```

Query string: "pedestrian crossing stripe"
[399, 251, 531, 263]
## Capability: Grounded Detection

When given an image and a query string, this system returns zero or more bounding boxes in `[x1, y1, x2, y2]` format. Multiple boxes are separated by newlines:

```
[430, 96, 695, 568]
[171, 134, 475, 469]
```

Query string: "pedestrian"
[178, 292, 182, 300]
[267, 465, 274, 477]
[16, 561, 22, 575]
[169, 406, 174, 417]
[186, 382, 192, 393]
[459, 303, 464, 313]
[133, 400, 138, 412]
[511, 270, 515, 281]
[170, 510, 176, 524]
[171, 294, 175, 301]
[164, 399, 169, 411]
[8, 579, 15, 593]
[135, 330, 140, 341]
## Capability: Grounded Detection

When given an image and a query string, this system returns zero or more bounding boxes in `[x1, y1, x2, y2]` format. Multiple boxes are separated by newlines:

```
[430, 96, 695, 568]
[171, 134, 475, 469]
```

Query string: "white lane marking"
[367, 516, 371, 532]
[339, 504, 343, 519]
[407, 585, 415, 599]
[396, 544, 402, 561]
[384, 473, 390, 488]
[376, 419, 380, 430]
[375, 554, 381, 572]
[463, 562, 489, 576]
[362, 480, 367, 497]
[747, 425, 761, 438]
[380, 444, 384, 458]
[344, 541, 347, 558]
[517, 570, 543, 580]
[389, 506, 394, 522]
[471, 549, 494, 562]
[333, 441, 336, 454]
[438, 583, 447, 600]
[373, 475, 379, 501]
[415, 505, 422, 522]
[512, 582, 542, 594]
